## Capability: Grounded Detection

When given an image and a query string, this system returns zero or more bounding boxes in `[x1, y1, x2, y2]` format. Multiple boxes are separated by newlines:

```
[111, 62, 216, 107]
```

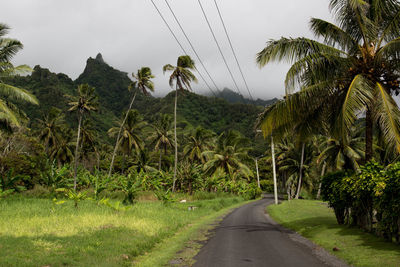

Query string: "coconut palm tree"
[317, 127, 365, 171]
[203, 130, 252, 180]
[184, 126, 215, 164]
[108, 67, 154, 177]
[108, 109, 146, 157]
[36, 107, 66, 153]
[50, 127, 74, 167]
[149, 113, 174, 170]
[163, 55, 197, 191]
[68, 84, 97, 190]
[0, 23, 38, 130]
[79, 119, 99, 168]
[257, 0, 400, 162]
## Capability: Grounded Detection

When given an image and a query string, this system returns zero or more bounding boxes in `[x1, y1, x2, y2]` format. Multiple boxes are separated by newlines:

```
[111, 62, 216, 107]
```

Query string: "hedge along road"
[193, 195, 348, 267]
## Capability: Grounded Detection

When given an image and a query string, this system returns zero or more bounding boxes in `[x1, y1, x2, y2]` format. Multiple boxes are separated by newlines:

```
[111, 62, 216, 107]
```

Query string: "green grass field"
[267, 200, 400, 267]
[0, 196, 245, 267]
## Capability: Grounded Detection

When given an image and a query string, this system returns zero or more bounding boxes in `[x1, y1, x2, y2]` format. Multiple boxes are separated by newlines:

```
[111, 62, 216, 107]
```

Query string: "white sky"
[1, 0, 332, 99]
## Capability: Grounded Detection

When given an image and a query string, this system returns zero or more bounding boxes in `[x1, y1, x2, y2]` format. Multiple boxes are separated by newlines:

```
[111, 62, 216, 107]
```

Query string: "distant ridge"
[9, 53, 278, 142]
[205, 88, 278, 107]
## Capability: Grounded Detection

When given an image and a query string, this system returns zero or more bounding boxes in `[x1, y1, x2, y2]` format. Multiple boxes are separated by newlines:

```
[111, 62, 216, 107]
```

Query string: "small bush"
[22, 185, 52, 198]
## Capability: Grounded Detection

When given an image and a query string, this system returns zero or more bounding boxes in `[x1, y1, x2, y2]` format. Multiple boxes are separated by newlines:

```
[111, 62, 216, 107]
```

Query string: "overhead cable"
[213, 0, 254, 101]
[149, 0, 217, 96]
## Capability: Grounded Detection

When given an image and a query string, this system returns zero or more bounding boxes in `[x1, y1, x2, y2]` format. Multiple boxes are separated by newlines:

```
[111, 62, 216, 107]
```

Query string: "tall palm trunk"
[108, 92, 137, 178]
[295, 142, 305, 199]
[73, 113, 83, 191]
[172, 89, 178, 192]
[365, 108, 373, 163]
[271, 136, 278, 205]
[316, 161, 326, 200]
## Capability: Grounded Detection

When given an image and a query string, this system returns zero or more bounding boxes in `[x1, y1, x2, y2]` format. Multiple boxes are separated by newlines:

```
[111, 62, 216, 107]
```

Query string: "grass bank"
[267, 200, 400, 267]
[0, 196, 245, 266]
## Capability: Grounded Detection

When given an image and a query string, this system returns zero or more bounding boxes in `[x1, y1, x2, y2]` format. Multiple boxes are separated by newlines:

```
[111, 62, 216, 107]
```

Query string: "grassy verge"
[0, 196, 245, 267]
[267, 200, 400, 267]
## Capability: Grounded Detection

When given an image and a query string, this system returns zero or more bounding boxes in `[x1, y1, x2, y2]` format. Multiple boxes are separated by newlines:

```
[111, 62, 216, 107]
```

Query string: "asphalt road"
[193, 196, 345, 267]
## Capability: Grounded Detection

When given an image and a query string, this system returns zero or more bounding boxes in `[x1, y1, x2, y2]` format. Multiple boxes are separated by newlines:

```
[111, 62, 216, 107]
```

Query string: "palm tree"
[0, 23, 38, 130]
[163, 55, 198, 191]
[257, 0, 400, 162]
[68, 84, 97, 190]
[149, 113, 174, 170]
[50, 129, 74, 167]
[272, 138, 315, 199]
[36, 107, 65, 153]
[203, 131, 252, 180]
[184, 126, 215, 164]
[131, 149, 157, 173]
[108, 109, 146, 163]
[79, 119, 99, 168]
[108, 67, 154, 177]
[318, 128, 365, 171]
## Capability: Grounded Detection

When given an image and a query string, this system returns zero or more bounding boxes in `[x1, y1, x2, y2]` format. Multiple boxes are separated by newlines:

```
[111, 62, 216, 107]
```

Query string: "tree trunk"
[271, 136, 278, 205]
[73, 113, 83, 191]
[316, 161, 326, 200]
[365, 108, 373, 163]
[172, 89, 178, 192]
[295, 143, 305, 199]
[108, 92, 137, 178]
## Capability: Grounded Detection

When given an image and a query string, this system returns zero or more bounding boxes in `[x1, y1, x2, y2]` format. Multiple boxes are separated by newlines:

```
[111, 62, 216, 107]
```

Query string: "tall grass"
[0, 196, 242, 266]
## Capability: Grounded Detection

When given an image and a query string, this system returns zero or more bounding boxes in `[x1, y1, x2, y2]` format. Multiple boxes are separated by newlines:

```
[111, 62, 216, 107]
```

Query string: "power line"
[197, 0, 244, 99]
[149, 0, 217, 97]
[213, 0, 254, 101]
[163, 0, 221, 94]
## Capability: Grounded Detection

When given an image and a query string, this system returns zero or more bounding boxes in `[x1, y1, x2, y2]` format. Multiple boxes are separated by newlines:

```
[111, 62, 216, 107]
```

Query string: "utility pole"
[255, 157, 260, 188]
[271, 135, 278, 205]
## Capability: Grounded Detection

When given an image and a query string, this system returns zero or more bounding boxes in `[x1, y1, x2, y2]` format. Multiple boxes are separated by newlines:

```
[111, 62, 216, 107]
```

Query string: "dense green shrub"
[375, 162, 400, 242]
[321, 171, 352, 224]
[321, 161, 400, 243]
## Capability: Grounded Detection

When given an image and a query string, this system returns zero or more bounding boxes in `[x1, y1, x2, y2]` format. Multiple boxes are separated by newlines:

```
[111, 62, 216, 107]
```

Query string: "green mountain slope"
[10, 53, 274, 144]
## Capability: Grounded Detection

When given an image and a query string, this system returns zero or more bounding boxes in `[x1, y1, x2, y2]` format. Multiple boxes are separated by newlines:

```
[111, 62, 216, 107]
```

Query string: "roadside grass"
[267, 200, 400, 267]
[135, 199, 251, 267]
[0, 196, 244, 267]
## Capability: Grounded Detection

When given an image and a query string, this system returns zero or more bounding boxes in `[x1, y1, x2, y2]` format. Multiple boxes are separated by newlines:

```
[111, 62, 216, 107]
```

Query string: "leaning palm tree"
[149, 113, 174, 170]
[108, 67, 154, 177]
[108, 109, 146, 167]
[163, 55, 197, 191]
[0, 23, 38, 130]
[257, 0, 400, 162]
[68, 84, 98, 190]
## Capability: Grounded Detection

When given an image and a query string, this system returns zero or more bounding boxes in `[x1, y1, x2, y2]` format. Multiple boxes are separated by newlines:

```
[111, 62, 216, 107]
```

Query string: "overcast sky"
[1, 0, 332, 99]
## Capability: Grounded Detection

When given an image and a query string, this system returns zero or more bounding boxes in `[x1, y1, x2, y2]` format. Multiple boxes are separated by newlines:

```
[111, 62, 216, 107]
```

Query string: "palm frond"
[256, 37, 346, 67]
[0, 83, 38, 104]
[374, 82, 400, 152]
[335, 74, 373, 140]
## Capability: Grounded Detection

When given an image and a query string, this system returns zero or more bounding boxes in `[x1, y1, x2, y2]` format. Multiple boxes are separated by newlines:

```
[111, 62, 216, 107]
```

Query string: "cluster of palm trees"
[0, 21, 253, 193]
[257, 0, 400, 198]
